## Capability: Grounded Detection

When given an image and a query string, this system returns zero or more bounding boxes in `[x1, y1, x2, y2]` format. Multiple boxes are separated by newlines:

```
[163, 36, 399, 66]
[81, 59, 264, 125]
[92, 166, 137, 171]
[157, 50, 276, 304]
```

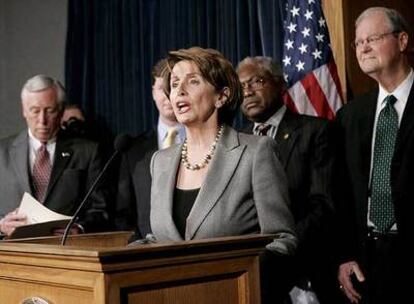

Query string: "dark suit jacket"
[243, 110, 338, 303]
[244, 111, 335, 253]
[115, 129, 158, 238]
[335, 86, 414, 264]
[0, 130, 108, 231]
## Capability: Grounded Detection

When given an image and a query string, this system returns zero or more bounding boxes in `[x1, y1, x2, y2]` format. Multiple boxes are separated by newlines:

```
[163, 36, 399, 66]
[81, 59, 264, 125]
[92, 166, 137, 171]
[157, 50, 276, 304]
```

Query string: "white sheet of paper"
[18, 192, 72, 224]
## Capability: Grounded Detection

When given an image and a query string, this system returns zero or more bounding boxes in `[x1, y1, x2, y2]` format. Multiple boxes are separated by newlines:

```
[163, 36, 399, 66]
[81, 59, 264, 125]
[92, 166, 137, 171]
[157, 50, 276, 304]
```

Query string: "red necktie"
[32, 144, 52, 202]
[256, 123, 272, 136]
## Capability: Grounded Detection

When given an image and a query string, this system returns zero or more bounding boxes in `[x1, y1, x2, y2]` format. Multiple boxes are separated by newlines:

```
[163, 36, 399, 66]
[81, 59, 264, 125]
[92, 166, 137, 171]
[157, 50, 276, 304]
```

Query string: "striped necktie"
[32, 144, 52, 203]
[256, 123, 272, 136]
[369, 95, 398, 233]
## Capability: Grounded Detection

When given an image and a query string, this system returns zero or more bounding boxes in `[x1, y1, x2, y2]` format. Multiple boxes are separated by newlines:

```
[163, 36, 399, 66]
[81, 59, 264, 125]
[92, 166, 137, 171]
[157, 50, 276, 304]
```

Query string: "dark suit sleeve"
[114, 153, 139, 234]
[78, 142, 110, 232]
[295, 120, 335, 247]
[331, 108, 359, 265]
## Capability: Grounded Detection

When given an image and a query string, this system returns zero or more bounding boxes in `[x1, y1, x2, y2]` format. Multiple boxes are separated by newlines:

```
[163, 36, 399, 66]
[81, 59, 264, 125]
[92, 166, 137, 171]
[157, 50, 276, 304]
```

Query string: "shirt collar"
[378, 69, 414, 106]
[28, 128, 56, 150]
[253, 105, 286, 131]
[157, 118, 185, 144]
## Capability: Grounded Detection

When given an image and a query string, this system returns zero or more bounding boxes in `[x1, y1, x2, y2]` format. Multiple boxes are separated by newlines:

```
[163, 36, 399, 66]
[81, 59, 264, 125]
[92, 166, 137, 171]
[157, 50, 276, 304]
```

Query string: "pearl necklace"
[181, 125, 224, 170]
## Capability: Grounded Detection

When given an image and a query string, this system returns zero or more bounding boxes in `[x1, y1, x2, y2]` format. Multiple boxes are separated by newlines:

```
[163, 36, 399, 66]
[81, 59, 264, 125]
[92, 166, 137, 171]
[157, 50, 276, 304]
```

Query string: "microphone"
[60, 134, 131, 245]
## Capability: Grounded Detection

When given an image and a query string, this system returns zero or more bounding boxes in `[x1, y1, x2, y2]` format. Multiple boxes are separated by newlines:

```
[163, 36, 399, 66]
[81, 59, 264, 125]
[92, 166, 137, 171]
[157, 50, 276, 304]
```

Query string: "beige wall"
[0, 0, 67, 138]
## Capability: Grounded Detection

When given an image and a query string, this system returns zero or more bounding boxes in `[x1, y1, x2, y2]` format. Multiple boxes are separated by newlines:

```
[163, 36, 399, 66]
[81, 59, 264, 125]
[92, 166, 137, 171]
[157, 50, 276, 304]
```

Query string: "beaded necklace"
[181, 125, 224, 170]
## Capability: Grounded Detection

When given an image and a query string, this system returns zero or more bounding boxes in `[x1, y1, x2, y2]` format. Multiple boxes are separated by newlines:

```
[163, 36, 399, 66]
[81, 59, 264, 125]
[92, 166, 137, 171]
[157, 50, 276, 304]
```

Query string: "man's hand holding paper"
[1, 192, 73, 239]
[0, 209, 28, 236]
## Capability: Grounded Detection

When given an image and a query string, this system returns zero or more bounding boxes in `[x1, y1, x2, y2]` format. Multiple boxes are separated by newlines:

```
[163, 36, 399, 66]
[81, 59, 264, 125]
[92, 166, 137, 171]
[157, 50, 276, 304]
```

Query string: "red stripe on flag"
[300, 72, 335, 119]
[283, 91, 299, 113]
[327, 61, 344, 104]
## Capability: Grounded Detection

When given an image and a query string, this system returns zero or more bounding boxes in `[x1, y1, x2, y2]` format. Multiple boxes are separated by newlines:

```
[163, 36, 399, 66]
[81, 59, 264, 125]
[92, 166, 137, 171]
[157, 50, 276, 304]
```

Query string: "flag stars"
[304, 10, 313, 20]
[315, 33, 324, 42]
[318, 17, 326, 27]
[285, 39, 294, 50]
[312, 49, 322, 60]
[299, 43, 308, 54]
[290, 6, 300, 17]
[283, 56, 292, 66]
[308, 0, 315, 4]
[296, 60, 305, 72]
[287, 22, 297, 33]
[302, 27, 311, 38]
[283, 73, 289, 82]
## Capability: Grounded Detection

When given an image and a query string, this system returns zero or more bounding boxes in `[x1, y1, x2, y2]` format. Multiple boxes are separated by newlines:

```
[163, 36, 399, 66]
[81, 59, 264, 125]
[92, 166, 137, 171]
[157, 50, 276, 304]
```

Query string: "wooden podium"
[0, 232, 272, 303]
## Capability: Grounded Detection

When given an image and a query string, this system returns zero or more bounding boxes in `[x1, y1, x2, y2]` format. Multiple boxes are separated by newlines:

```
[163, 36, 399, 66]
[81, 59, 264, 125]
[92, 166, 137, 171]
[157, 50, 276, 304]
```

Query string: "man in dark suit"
[0, 75, 108, 236]
[237, 56, 339, 303]
[115, 59, 184, 239]
[335, 7, 413, 304]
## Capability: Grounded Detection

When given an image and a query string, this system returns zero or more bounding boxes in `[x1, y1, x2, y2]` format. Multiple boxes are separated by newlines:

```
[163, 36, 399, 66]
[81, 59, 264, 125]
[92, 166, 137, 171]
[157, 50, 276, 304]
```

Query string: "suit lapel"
[395, 83, 414, 151]
[276, 111, 301, 168]
[10, 131, 32, 193]
[45, 136, 73, 201]
[186, 127, 244, 240]
[359, 92, 377, 187]
[241, 121, 254, 134]
[156, 145, 183, 240]
[349, 92, 377, 224]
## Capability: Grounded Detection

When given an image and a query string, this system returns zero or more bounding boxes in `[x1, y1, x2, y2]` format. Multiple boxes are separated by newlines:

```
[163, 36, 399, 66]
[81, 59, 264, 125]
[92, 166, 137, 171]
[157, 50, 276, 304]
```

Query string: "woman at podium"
[149, 47, 297, 300]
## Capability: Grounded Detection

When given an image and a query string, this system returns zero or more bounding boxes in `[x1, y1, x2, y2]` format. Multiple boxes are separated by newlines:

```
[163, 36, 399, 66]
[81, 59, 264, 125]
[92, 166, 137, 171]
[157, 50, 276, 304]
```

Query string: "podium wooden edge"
[0, 234, 273, 303]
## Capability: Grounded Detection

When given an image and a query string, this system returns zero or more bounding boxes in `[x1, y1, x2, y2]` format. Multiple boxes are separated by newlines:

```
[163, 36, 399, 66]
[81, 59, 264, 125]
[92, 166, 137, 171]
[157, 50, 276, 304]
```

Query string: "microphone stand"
[60, 151, 119, 246]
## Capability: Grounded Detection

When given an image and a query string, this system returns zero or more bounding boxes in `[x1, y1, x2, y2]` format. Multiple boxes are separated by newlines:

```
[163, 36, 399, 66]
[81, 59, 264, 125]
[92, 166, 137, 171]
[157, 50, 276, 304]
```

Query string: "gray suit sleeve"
[252, 137, 297, 255]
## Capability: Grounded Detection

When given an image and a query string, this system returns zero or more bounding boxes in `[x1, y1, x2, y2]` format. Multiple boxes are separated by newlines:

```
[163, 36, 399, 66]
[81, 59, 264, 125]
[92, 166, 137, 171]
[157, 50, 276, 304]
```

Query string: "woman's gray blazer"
[150, 126, 297, 255]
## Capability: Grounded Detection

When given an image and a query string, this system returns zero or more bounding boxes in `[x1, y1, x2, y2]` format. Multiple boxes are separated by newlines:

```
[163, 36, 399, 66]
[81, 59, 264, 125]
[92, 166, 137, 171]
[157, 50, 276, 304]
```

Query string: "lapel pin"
[61, 152, 71, 157]
[283, 133, 290, 140]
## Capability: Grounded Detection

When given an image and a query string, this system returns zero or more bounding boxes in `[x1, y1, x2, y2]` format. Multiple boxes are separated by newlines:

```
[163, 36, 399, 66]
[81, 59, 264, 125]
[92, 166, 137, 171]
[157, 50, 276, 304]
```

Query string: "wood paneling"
[322, 0, 347, 99]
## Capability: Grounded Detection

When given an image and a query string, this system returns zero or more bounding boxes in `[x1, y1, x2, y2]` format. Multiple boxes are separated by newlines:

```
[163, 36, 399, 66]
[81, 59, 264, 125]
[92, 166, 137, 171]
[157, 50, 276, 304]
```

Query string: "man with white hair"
[0, 74, 108, 236]
[335, 7, 413, 304]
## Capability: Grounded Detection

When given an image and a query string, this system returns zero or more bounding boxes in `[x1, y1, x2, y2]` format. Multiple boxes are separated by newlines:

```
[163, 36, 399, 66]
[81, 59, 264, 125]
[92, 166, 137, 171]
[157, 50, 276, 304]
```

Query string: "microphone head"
[114, 134, 132, 152]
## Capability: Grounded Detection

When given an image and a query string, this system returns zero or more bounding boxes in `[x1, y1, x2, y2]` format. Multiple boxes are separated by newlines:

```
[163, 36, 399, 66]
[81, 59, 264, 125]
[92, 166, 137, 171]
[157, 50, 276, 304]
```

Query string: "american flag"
[282, 0, 343, 119]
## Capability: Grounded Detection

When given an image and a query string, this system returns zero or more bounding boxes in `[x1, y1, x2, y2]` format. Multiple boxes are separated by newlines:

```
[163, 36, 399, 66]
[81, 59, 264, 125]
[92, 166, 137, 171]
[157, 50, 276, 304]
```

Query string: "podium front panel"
[0, 233, 272, 303]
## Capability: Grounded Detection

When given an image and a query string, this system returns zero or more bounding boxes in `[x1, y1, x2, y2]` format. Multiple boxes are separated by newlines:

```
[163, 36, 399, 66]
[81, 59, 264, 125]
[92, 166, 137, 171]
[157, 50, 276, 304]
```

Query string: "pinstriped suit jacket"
[243, 110, 340, 302]
[150, 125, 297, 255]
[245, 110, 335, 246]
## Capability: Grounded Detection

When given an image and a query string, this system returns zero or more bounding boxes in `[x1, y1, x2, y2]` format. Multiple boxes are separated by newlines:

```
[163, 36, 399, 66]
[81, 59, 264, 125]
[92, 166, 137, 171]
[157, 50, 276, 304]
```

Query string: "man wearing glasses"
[237, 57, 339, 304]
[335, 7, 412, 304]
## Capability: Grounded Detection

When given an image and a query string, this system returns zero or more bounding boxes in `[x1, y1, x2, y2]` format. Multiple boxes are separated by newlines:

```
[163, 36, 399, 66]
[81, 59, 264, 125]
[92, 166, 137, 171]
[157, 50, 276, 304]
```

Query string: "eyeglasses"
[351, 31, 399, 49]
[241, 77, 267, 91]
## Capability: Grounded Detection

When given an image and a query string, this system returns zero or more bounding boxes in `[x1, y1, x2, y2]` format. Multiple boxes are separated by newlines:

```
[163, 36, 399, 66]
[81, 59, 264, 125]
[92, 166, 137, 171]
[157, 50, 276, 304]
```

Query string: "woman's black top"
[172, 187, 200, 238]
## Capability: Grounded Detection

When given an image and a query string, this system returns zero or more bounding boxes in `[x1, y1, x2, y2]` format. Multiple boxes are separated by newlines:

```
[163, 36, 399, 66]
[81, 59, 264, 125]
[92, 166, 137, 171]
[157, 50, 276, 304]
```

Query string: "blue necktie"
[370, 95, 398, 233]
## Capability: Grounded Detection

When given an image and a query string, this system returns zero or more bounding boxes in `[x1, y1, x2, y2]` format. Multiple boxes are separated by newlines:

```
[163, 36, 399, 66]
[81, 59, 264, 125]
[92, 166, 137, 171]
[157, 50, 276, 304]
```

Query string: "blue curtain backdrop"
[65, 0, 287, 138]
